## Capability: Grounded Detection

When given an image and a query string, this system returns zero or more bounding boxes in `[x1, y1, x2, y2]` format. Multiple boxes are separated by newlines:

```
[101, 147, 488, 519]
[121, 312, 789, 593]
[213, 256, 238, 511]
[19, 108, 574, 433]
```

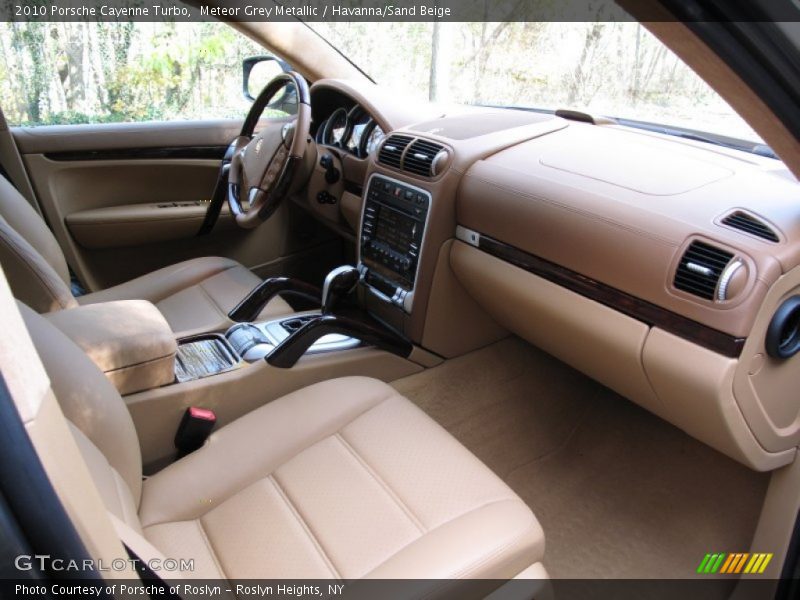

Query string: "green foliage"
[0, 20, 759, 142]
[311, 21, 760, 141]
[0, 22, 262, 127]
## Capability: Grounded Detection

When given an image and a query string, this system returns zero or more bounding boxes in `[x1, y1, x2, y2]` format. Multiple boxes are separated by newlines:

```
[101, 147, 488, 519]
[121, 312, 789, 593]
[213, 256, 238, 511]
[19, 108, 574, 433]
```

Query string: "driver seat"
[0, 175, 292, 335]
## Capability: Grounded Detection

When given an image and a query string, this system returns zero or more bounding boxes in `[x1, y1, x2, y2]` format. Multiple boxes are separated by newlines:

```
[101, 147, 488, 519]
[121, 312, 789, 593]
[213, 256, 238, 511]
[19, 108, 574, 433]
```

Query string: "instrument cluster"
[315, 104, 385, 159]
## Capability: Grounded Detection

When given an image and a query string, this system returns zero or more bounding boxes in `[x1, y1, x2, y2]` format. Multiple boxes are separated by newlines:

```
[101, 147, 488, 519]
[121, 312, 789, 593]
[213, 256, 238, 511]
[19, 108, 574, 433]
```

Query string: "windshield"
[310, 22, 763, 145]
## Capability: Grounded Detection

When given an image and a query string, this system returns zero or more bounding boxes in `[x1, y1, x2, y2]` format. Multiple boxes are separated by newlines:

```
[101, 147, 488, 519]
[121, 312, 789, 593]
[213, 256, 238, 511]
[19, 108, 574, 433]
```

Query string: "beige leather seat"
[0, 176, 291, 334]
[21, 303, 546, 585]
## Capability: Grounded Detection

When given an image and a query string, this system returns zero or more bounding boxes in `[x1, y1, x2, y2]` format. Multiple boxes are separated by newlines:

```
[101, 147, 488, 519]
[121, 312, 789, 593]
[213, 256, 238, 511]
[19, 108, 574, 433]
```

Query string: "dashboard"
[303, 78, 800, 472]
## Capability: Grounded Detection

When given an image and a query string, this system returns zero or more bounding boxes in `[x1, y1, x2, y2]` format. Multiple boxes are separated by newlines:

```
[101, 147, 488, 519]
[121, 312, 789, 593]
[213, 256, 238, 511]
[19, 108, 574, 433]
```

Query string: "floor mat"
[392, 337, 769, 579]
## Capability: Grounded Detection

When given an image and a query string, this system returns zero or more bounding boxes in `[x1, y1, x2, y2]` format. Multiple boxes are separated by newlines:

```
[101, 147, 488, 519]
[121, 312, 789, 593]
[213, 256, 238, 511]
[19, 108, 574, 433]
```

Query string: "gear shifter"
[267, 264, 411, 368]
[321, 266, 360, 315]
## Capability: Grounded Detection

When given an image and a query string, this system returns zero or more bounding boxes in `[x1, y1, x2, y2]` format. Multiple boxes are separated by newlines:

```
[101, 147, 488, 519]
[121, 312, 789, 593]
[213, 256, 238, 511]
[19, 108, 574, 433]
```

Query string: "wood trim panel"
[43, 145, 228, 162]
[477, 234, 746, 358]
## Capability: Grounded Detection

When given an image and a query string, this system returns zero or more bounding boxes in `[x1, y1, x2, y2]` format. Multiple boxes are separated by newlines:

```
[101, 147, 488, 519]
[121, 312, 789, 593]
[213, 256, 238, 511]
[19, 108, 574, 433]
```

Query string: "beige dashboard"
[458, 124, 798, 339]
[300, 79, 800, 473]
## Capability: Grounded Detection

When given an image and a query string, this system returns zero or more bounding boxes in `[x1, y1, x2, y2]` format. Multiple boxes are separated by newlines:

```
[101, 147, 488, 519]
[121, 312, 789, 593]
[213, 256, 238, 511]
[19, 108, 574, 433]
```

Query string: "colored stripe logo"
[697, 552, 773, 574]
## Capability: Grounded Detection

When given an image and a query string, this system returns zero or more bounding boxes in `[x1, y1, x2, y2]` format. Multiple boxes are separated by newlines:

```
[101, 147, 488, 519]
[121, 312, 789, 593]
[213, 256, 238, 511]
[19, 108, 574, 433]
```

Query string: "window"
[0, 22, 266, 126]
[311, 21, 762, 143]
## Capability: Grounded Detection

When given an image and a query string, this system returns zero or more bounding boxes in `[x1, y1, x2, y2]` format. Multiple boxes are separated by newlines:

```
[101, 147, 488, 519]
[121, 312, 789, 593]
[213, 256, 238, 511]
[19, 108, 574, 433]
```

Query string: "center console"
[359, 174, 431, 313]
[165, 172, 433, 383]
[225, 313, 360, 362]
[123, 187, 436, 469]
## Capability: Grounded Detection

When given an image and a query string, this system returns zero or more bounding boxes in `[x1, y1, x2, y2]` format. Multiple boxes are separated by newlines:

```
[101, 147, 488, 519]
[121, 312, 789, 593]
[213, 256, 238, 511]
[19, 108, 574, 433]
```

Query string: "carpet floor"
[391, 337, 769, 579]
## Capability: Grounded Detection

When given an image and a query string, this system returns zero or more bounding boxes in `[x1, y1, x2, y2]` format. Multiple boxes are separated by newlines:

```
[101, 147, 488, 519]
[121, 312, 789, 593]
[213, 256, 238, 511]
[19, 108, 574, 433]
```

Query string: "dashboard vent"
[403, 139, 445, 177]
[377, 134, 412, 170]
[721, 211, 779, 243]
[674, 241, 734, 300]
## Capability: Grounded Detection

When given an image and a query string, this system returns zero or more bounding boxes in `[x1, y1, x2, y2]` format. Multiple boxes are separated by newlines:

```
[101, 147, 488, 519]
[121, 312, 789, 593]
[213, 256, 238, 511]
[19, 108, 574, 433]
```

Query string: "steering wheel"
[226, 72, 311, 229]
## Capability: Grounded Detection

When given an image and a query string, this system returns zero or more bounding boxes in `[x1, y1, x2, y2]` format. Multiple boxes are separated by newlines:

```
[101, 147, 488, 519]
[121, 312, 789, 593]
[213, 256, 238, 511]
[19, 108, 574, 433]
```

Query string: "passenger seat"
[18, 303, 546, 587]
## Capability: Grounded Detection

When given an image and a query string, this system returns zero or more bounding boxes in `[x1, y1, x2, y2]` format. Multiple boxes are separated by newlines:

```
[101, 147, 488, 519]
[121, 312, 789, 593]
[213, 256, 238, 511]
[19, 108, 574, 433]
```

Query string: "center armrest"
[45, 300, 177, 395]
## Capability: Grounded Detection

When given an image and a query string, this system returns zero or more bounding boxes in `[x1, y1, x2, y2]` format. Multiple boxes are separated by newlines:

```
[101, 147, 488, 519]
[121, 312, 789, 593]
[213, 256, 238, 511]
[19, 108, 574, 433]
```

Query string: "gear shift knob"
[321, 266, 360, 315]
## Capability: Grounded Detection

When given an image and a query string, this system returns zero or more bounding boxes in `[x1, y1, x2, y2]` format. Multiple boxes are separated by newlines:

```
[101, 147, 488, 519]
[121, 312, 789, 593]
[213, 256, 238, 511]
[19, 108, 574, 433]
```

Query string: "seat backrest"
[0, 176, 77, 312]
[18, 302, 143, 532]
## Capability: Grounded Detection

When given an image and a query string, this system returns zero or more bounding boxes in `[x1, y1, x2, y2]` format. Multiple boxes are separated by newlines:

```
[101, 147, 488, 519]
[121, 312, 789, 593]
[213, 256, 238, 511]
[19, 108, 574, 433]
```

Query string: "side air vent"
[377, 134, 413, 170]
[403, 139, 446, 177]
[721, 211, 779, 243]
[674, 241, 734, 301]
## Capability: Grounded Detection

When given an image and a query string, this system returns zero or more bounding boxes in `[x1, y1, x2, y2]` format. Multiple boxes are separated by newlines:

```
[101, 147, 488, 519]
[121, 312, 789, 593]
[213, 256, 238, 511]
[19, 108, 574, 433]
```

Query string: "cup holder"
[281, 315, 316, 334]
[765, 295, 800, 359]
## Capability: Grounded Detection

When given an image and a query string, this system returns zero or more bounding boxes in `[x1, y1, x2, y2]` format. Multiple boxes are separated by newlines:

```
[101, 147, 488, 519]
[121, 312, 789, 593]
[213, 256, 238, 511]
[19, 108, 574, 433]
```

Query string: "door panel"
[13, 119, 244, 155]
[65, 201, 236, 249]
[14, 119, 339, 292]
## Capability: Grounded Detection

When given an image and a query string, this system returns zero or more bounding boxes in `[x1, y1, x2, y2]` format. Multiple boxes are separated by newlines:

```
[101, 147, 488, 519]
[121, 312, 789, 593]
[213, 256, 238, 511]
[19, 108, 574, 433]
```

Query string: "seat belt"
[123, 544, 183, 600]
[108, 513, 183, 599]
[0, 160, 14, 190]
[109, 513, 236, 600]
[174, 407, 217, 457]
[0, 108, 16, 189]
[0, 105, 44, 214]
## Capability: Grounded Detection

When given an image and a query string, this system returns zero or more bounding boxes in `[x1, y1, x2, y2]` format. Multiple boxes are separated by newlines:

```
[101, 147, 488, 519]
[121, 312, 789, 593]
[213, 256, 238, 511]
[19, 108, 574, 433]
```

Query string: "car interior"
[1, 3, 800, 596]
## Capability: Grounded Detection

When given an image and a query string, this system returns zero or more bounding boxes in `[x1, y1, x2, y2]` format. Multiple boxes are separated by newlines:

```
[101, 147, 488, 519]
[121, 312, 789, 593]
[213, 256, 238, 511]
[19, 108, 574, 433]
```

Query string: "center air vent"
[377, 135, 447, 177]
[403, 139, 446, 177]
[720, 211, 779, 243]
[377, 134, 412, 170]
[674, 241, 734, 301]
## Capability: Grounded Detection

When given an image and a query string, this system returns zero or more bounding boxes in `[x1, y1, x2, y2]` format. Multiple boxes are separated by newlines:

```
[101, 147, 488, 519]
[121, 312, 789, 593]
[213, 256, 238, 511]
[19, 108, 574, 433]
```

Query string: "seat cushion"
[79, 256, 292, 335]
[139, 377, 544, 580]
